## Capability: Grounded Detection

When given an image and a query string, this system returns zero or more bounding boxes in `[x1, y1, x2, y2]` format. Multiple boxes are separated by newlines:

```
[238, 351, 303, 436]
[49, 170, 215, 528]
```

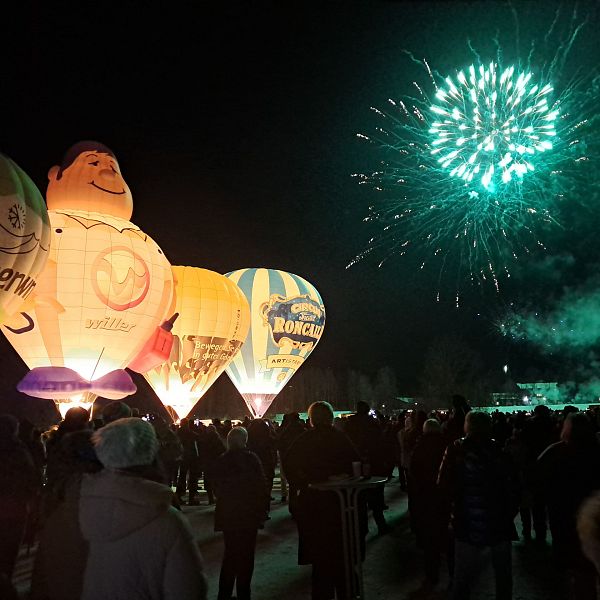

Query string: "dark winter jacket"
[410, 432, 449, 544]
[438, 435, 519, 546]
[198, 428, 225, 472]
[277, 420, 306, 458]
[212, 448, 267, 531]
[410, 432, 448, 499]
[247, 421, 277, 480]
[343, 413, 388, 475]
[538, 439, 600, 564]
[524, 414, 557, 459]
[177, 426, 199, 460]
[0, 438, 38, 518]
[31, 477, 86, 600]
[44, 430, 102, 515]
[285, 425, 360, 564]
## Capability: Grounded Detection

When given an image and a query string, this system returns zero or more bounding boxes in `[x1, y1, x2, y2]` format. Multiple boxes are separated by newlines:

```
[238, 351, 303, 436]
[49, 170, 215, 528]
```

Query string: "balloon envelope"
[2, 211, 174, 391]
[2, 143, 173, 400]
[225, 268, 325, 418]
[143, 266, 250, 419]
[0, 154, 50, 323]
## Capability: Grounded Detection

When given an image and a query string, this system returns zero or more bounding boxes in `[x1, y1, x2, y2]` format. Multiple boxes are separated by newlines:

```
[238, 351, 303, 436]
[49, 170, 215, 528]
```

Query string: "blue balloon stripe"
[267, 269, 287, 298]
[239, 269, 259, 383]
[226, 360, 242, 386]
[235, 269, 255, 300]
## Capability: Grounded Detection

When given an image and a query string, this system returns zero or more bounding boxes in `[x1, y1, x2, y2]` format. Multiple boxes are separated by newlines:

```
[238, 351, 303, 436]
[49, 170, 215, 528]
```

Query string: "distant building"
[516, 382, 560, 404]
[490, 377, 523, 406]
[490, 391, 522, 406]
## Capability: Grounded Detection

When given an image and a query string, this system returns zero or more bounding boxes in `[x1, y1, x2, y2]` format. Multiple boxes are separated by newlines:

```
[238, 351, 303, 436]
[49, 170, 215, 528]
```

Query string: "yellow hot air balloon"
[143, 266, 250, 419]
[0, 154, 50, 324]
[2, 141, 174, 406]
[225, 268, 325, 418]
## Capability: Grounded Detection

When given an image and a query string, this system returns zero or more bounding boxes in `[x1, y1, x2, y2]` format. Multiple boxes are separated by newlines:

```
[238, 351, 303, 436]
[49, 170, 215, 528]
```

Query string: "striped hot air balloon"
[225, 268, 325, 418]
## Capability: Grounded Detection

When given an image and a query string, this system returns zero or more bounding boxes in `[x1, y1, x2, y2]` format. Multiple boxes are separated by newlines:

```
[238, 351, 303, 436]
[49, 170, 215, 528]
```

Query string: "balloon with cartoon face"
[2, 141, 174, 401]
[0, 154, 50, 323]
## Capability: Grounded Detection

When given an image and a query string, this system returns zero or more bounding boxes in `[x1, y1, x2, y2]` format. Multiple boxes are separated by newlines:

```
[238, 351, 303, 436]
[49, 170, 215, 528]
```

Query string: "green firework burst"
[351, 15, 599, 300]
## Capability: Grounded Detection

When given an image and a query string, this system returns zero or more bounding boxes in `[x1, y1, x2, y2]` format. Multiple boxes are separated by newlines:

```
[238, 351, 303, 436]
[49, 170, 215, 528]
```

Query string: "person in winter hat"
[100, 400, 132, 425]
[32, 417, 207, 600]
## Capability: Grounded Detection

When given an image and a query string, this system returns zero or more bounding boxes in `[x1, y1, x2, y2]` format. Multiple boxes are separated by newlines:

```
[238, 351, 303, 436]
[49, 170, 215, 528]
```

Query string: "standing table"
[310, 476, 387, 600]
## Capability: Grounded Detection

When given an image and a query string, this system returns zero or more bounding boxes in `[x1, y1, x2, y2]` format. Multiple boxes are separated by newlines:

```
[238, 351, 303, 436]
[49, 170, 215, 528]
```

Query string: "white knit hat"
[92, 417, 158, 469]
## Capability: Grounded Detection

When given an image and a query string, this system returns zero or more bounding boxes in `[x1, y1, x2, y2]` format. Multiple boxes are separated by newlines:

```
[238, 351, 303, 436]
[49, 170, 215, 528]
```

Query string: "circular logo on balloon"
[91, 246, 150, 311]
[261, 294, 325, 349]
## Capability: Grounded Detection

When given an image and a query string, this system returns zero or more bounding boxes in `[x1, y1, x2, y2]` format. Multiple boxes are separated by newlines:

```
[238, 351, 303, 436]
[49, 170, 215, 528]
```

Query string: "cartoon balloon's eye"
[88, 161, 99, 167]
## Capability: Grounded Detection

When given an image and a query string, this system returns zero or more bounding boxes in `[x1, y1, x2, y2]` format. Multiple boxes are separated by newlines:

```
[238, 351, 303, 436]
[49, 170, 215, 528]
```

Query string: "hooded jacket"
[79, 469, 206, 600]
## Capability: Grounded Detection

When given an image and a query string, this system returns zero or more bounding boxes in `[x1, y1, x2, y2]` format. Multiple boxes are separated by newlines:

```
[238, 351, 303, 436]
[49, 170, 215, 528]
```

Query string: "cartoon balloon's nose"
[98, 168, 116, 179]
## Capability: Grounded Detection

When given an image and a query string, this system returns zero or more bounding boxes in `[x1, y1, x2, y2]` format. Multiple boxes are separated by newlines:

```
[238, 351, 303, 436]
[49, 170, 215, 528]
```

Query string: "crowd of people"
[397, 398, 600, 600]
[3, 396, 600, 599]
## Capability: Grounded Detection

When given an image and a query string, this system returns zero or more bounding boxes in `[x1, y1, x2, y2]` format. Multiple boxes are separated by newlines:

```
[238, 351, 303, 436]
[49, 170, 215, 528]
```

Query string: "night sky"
[2, 1, 600, 397]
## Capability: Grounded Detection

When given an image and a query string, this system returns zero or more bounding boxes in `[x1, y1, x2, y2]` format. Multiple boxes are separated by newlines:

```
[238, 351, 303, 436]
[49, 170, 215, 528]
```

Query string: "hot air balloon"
[2, 141, 174, 411]
[0, 154, 50, 324]
[225, 268, 325, 418]
[143, 266, 250, 419]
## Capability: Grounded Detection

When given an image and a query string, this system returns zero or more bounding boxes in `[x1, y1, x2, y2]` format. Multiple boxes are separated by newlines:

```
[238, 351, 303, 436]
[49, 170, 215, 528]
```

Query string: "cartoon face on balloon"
[46, 141, 133, 219]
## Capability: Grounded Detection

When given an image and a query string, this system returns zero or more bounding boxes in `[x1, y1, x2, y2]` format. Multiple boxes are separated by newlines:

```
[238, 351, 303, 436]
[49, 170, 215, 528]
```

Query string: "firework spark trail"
[351, 11, 599, 301]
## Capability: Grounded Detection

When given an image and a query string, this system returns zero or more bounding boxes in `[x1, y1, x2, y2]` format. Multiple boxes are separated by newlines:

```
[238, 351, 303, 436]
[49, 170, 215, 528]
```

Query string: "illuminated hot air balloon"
[225, 268, 325, 418]
[2, 141, 174, 409]
[143, 266, 250, 419]
[0, 154, 50, 324]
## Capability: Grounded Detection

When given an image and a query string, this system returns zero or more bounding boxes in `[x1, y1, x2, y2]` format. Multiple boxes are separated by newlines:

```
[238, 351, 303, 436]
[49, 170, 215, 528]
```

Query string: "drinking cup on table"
[352, 461, 362, 477]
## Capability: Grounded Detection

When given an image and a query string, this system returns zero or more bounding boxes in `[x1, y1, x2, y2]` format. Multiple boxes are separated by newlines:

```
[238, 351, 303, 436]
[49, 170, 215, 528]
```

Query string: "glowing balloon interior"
[0, 154, 50, 324]
[54, 392, 96, 420]
[143, 266, 250, 419]
[2, 142, 173, 400]
[225, 268, 325, 418]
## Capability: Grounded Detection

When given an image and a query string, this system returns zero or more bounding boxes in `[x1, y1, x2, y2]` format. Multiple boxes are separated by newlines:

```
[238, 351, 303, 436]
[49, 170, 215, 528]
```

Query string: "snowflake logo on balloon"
[8, 204, 25, 230]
